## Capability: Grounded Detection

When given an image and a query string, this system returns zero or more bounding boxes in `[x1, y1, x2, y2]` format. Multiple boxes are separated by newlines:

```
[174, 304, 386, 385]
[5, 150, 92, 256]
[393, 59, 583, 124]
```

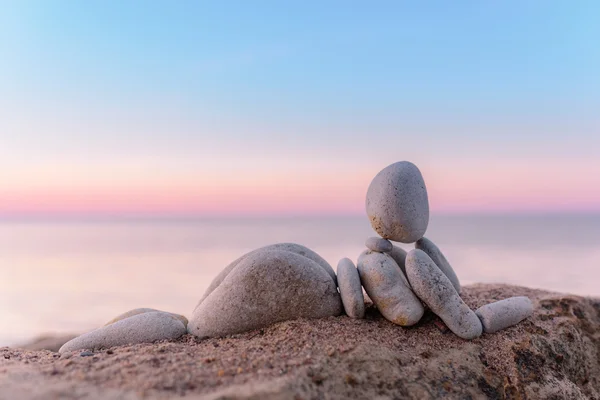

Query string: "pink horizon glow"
[1, 159, 599, 217]
[1, 186, 598, 217]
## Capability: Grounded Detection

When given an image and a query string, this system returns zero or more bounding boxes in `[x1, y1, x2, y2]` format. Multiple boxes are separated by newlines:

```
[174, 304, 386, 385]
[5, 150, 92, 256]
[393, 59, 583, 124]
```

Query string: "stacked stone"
[337, 161, 533, 339]
[58, 161, 534, 353]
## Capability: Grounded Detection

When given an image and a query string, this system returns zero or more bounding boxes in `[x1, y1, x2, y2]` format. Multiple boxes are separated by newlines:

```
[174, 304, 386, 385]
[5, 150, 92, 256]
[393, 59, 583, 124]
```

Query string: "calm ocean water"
[1, 214, 599, 346]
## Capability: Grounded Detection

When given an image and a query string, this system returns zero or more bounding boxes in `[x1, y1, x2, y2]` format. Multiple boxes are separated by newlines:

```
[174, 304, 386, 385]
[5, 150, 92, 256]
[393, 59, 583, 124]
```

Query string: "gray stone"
[336, 258, 365, 319]
[475, 296, 534, 333]
[357, 250, 424, 326]
[105, 308, 188, 328]
[365, 161, 429, 243]
[188, 249, 343, 338]
[365, 237, 393, 253]
[415, 237, 461, 293]
[389, 245, 408, 276]
[197, 243, 336, 308]
[405, 249, 481, 340]
[59, 312, 186, 353]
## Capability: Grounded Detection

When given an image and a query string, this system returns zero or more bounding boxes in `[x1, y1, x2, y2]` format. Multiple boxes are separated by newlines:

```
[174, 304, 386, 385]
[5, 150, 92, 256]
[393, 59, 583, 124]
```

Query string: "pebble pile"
[346, 161, 532, 339]
[58, 160, 534, 353]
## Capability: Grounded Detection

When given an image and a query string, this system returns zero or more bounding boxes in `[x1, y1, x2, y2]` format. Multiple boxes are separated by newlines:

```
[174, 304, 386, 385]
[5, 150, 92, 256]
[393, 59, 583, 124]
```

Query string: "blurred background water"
[1, 213, 598, 347]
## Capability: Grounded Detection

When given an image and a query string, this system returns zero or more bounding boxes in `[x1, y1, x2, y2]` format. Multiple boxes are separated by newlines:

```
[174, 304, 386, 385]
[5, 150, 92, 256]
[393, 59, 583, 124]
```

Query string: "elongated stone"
[105, 308, 188, 328]
[189, 249, 342, 338]
[475, 297, 533, 333]
[366, 161, 429, 243]
[59, 312, 186, 353]
[357, 250, 424, 326]
[365, 237, 393, 253]
[415, 237, 460, 293]
[389, 245, 408, 276]
[336, 258, 365, 318]
[405, 249, 481, 339]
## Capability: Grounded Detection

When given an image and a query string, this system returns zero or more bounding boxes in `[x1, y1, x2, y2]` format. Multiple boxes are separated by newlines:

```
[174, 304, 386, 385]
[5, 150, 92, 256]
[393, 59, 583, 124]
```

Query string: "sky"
[1, 1, 599, 217]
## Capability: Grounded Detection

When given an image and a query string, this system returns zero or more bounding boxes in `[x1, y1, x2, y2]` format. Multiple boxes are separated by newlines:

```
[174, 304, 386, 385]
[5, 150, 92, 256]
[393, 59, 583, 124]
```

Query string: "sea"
[1, 214, 599, 347]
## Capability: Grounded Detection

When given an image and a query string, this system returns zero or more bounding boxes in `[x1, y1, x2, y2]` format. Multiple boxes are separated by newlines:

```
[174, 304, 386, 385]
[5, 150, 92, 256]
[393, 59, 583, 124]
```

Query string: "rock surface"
[357, 250, 424, 326]
[365, 161, 429, 243]
[364, 237, 393, 253]
[405, 249, 482, 339]
[2, 284, 599, 400]
[59, 312, 187, 353]
[336, 258, 365, 319]
[198, 243, 336, 307]
[105, 308, 188, 328]
[476, 296, 534, 333]
[189, 249, 343, 338]
[416, 237, 461, 293]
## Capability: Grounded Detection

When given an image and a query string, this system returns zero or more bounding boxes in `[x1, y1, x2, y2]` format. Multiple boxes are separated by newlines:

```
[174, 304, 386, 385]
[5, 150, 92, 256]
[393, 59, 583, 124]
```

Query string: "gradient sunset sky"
[1, 1, 599, 217]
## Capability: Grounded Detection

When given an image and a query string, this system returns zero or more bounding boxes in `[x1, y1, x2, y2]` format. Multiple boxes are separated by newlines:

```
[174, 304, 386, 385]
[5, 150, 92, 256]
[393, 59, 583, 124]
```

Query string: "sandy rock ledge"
[1, 284, 599, 400]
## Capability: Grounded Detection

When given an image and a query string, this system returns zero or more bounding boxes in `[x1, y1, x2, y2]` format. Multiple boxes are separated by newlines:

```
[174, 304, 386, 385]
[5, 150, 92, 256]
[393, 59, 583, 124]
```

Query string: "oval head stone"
[405, 249, 481, 340]
[366, 161, 429, 243]
[357, 250, 424, 326]
[188, 249, 342, 338]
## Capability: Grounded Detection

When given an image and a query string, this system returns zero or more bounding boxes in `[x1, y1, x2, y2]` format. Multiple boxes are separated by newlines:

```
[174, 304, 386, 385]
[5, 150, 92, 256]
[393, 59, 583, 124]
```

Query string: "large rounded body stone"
[357, 251, 424, 326]
[405, 249, 481, 340]
[366, 161, 429, 243]
[475, 296, 533, 333]
[336, 258, 365, 319]
[365, 237, 393, 253]
[197, 243, 336, 307]
[188, 249, 342, 338]
[59, 312, 186, 353]
[415, 237, 461, 293]
[105, 308, 188, 328]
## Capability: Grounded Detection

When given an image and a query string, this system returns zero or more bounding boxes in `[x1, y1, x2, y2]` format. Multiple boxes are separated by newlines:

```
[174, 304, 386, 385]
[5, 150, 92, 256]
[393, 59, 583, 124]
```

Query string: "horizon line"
[1, 210, 599, 223]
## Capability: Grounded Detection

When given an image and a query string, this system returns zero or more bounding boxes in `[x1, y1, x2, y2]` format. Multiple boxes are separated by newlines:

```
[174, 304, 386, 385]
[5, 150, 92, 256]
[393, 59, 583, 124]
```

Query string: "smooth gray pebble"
[189, 249, 342, 338]
[405, 249, 481, 340]
[59, 312, 187, 353]
[357, 250, 424, 326]
[336, 258, 365, 318]
[365, 237, 393, 253]
[415, 237, 461, 293]
[475, 296, 533, 333]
